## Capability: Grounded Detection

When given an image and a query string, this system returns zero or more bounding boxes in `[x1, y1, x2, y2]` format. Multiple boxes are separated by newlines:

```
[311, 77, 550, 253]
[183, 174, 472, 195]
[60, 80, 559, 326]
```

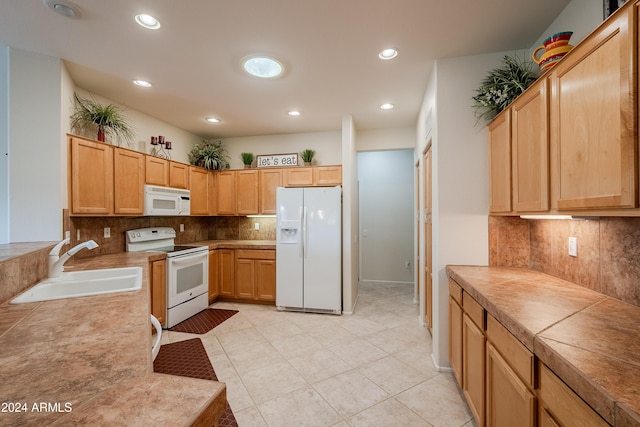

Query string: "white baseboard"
[432, 353, 453, 373]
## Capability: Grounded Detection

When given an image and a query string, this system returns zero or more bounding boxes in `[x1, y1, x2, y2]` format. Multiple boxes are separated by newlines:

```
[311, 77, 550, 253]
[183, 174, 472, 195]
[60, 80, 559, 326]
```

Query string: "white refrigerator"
[276, 186, 342, 314]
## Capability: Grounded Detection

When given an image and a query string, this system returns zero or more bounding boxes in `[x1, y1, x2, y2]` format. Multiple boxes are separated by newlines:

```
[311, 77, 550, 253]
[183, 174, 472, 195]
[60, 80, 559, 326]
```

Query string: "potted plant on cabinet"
[241, 152, 255, 168]
[300, 149, 315, 166]
[70, 93, 135, 146]
[188, 140, 230, 170]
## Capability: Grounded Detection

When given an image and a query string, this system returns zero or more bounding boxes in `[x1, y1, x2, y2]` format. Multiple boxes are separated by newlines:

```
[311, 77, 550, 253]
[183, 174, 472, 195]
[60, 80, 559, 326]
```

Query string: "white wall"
[9, 48, 63, 242]
[357, 127, 415, 151]
[0, 45, 8, 244]
[342, 115, 359, 314]
[72, 88, 202, 165]
[222, 131, 341, 170]
[358, 149, 414, 283]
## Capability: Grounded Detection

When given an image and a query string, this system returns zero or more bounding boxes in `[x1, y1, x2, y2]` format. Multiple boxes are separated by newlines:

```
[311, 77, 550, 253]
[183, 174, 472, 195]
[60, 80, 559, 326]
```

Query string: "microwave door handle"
[169, 253, 206, 265]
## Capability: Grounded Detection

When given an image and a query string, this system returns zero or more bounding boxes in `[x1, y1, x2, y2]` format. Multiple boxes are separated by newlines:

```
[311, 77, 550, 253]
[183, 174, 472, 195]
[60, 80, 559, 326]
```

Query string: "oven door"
[167, 251, 209, 308]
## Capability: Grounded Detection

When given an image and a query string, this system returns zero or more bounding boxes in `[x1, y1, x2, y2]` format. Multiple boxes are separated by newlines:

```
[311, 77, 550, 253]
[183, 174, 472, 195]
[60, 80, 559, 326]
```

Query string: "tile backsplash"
[489, 216, 640, 307]
[64, 210, 276, 258]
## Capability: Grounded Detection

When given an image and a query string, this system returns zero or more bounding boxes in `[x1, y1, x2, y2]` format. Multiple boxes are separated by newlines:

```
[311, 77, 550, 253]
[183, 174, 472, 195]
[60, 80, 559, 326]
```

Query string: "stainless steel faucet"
[48, 238, 99, 278]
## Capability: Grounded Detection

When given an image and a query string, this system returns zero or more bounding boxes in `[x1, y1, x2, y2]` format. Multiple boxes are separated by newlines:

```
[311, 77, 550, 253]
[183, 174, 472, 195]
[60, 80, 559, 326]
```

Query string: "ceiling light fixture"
[132, 80, 152, 88]
[378, 48, 398, 60]
[135, 14, 161, 30]
[43, 0, 82, 19]
[206, 117, 221, 123]
[380, 103, 394, 110]
[288, 110, 301, 116]
[242, 56, 284, 78]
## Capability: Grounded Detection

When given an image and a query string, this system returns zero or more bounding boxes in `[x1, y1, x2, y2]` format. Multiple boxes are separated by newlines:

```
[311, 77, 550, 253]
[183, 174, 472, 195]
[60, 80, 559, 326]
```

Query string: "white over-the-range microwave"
[143, 185, 190, 216]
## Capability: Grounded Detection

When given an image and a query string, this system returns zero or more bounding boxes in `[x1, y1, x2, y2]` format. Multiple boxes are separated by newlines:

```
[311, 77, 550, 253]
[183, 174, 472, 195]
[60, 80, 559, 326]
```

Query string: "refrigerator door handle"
[302, 206, 308, 258]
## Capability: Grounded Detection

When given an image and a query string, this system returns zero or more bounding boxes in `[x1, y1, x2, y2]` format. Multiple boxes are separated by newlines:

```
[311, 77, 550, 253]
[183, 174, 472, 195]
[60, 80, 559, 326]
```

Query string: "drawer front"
[236, 249, 275, 260]
[487, 314, 534, 389]
[448, 278, 463, 305]
[463, 292, 485, 331]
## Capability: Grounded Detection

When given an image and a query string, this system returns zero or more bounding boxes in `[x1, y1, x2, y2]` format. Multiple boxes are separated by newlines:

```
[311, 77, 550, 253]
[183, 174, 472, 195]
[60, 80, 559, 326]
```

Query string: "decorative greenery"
[300, 149, 315, 164]
[70, 93, 134, 145]
[472, 55, 538, 121]
[241, 152, 255, 166]
[188, 140, 230, 170]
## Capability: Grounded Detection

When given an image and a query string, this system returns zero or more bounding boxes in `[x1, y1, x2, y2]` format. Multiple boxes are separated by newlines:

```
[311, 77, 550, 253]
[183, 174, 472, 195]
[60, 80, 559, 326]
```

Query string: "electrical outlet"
[65, 230, 70, 239]
[77, 229, 81, 240]
[104, 227, 110, 238]
[254, 222, 260, 231]
[568, 237, 577, 257]
[179, 224, 185, 232]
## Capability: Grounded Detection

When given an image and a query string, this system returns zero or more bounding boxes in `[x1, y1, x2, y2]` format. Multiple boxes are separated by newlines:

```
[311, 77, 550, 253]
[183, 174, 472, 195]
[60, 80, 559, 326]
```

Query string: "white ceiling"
[0, 0, 571, 139]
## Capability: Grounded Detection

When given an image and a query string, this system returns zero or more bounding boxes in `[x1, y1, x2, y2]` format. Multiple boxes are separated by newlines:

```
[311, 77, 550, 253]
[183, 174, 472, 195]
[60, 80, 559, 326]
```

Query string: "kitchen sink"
[10, 267, 143, 304]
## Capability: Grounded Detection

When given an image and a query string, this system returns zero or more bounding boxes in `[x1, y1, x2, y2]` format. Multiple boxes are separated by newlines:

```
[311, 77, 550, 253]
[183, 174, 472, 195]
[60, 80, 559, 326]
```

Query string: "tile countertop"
[0, 252, 226, 426]
[447, 265, 640, 427]
[191, 239, 276, 250]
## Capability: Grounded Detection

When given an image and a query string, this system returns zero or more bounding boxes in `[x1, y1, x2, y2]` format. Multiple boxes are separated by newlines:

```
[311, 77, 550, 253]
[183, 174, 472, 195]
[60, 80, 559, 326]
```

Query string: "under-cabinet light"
[520, 215, 572, 220]
[246, 215, 276, 218]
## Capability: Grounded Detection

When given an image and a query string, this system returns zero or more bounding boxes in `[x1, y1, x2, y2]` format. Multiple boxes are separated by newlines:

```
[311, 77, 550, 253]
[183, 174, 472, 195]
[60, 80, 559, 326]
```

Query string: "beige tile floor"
[160, 282, 475, 427]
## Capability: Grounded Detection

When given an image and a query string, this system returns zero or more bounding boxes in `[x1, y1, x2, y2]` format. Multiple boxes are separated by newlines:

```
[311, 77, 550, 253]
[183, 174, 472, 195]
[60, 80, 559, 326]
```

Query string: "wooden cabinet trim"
[487, 314, 535, 390]
[462, 292, 485, 331]
[448, 278, 463, 305]
[236, 249, 276, 260]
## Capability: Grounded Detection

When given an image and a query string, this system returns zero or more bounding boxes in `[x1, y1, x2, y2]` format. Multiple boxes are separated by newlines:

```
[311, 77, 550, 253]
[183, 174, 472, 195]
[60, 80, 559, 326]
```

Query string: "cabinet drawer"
[462, 292, 485, 331]
[487, 314, 534, 390]
[236, 249, 275, 260]
[538, 362, 609, 427]
[448, 278, 463, 305]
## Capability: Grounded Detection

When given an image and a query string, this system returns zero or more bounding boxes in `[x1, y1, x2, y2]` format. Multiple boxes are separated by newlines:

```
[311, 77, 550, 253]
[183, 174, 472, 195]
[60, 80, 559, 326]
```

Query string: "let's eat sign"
[256, 153, 298, 168]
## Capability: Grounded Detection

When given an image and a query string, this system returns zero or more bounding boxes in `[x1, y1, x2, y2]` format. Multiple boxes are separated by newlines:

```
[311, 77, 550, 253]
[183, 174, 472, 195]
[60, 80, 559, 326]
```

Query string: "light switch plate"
[568, 237, 577, 257]
[104, 227, 110, 238]
[254, 222, 260, 230]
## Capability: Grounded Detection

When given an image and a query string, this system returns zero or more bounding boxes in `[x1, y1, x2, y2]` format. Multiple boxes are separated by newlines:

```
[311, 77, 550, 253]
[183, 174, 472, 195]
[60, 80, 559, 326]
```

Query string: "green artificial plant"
[188, 140, 230, 170]
[70, 93, 134, 145]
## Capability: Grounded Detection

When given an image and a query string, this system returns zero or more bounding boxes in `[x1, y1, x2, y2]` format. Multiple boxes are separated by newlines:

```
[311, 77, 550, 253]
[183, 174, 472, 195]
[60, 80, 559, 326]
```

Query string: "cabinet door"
[463, 313, 486, 426]
[488, 110, 512, 213]
[114, 148, 145, 215]
[235, 258, 255, 299]
[169, 161, 189, 189]
[259, 169, 282, 214]
[236, 169, 259, 215]
[208, 250, 220, 303]
[208, 171, 218, 215]
[512, 78, 549, 212]
[216, 171, 237, 215]
[219, 249, 235, 297]
[150, 259, 166, 327]
[284, 167, 313, 186]
[449, 296, 463, 386]
[145, 156, 169, 186]
[256, 259, 276, 301]
[70, 136, 114, 215]
[313, 166, 342, 186]
[189, 166, 209, 215]
[486, 343, 535, 427]
[549, 6, 636, 210]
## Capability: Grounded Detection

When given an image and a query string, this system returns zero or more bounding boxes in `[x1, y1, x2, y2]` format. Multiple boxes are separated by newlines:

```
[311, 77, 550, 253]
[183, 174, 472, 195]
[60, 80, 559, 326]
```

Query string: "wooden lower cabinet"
[256, 259, 276, 300]
[208, 250, 220, 303]
[449, 280, 463, 386]
[219, 249, 235, 297]
[486, 343, 535, 427]
[235, 258, 256, 299]
[150, 259, 166, 327]
[462, 313, 485, 426]
[537, 362, 608, 427]
[234, 250, 276, 302]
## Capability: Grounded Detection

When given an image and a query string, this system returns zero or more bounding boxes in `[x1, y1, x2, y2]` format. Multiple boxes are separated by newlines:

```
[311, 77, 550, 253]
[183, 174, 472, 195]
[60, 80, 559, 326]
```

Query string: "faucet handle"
[49, 238, 70, 257]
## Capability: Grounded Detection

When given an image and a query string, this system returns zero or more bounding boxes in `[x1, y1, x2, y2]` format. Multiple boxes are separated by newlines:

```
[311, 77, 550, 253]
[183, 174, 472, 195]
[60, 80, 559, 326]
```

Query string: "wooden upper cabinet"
[69, 135, 114, 215]
[216, 170, 237, 215]
[169, 161, 189, 189]
[259, 169, 282, 214]
[189, 166, 209, 215]
[549, 5, 637, 210]
[284, 167, 314, 187]
[488, 110, 512, 213]
[313, 166, 342, 186]
[113, 148, 145, 215]
[208, 170, 218, 215]
[511, 78, 549, 212]
[236, 170, 259, 215]
[145, 156, 169, 186]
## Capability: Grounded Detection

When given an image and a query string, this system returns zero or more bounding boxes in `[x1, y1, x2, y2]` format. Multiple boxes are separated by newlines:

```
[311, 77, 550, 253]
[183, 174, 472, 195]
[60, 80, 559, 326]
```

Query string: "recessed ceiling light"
[378, 48, 398, 60]
[242, 56, 283, 78]
[206, 117, 221, 123]
[133, 80, 152, 88]
[42, 0, 82, 19]
[135, 14, 161, 30]
[380, 103, 394, 110]
[288, 110, 301, 116]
